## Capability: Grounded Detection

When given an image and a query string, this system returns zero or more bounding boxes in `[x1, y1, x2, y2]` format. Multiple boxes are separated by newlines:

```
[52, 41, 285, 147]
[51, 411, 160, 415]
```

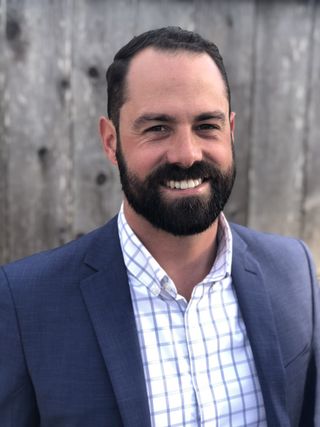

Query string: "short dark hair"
[106, 26, 231, 129]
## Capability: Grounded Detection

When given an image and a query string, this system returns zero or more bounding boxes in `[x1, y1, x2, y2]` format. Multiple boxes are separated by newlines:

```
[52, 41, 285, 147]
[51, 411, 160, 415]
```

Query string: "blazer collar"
[79, 216, 151, 427]
[231, 226, 289, 426]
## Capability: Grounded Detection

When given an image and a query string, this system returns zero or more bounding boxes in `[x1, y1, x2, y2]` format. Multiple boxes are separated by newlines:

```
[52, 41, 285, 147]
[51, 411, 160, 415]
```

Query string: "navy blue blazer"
[0, 216, 319, 426]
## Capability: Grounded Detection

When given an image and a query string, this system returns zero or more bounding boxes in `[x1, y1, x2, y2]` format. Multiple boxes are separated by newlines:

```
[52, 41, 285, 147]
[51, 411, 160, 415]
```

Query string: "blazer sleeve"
[0, 267, 40, 426]
[298, 241, 320, 426]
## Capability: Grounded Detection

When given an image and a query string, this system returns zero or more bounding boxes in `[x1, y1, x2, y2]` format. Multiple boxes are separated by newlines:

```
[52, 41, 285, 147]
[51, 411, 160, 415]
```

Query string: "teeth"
[166, 179, 203, 190]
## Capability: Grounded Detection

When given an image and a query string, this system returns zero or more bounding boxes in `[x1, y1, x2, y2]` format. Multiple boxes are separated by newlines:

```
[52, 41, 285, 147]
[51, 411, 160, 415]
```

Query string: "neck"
[123, 201, 219, 300]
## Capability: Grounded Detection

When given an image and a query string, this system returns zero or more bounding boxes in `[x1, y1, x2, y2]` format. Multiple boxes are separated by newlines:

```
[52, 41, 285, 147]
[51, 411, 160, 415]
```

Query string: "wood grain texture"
[0, 0, 319, 273]
[134, 0, 195, 33]
[302, 1, 320, 271]
[0, 0, 9, 262]
[248, 0, 314, 236]
[4, 0, 74, 260]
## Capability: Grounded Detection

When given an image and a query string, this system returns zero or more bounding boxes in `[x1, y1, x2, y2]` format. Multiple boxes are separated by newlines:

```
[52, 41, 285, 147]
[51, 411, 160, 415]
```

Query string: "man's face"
[114, 48, 236, 235]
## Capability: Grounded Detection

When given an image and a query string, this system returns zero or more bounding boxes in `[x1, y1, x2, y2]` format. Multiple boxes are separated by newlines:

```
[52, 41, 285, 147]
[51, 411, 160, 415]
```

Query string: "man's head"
[100, 27, 236, 236]
[106, 27, 231, 131]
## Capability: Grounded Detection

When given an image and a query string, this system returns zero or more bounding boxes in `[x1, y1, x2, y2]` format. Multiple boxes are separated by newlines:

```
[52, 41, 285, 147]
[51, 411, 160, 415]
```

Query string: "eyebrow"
[132, 110, 226, 130]
[195, 111, 226, 124]
[132, 114, 177, 130]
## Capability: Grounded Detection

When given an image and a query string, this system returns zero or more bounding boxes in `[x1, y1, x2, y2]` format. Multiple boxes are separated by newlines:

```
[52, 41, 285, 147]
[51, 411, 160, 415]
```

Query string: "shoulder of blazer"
[230, 222, 315, 271]
[1, 215, 121, 292]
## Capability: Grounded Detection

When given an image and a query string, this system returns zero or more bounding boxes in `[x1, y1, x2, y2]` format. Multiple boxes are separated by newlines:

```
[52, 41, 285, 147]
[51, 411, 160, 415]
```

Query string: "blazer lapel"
[79, 217, 151, 427]
[231, 228, 289, 427]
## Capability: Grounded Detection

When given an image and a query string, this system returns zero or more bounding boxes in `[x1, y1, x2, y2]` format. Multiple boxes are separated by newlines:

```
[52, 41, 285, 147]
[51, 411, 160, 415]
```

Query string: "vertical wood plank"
[302, 1, 320, 273]
[5, 0, 74, 260]
[195, 0, 256, 226]
[134, 0, 195, 33]
[71, 0, 138, 238]
[0, 0, 9, 263]
[248, 0, 313, 236]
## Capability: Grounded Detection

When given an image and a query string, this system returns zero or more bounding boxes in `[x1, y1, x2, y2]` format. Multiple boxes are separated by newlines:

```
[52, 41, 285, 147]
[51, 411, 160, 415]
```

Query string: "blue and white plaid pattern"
[118, 206, 267, 426]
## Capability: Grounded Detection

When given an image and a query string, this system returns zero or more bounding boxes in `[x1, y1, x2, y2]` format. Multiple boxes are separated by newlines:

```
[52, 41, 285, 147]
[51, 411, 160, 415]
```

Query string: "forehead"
[123, 48, 228, 113]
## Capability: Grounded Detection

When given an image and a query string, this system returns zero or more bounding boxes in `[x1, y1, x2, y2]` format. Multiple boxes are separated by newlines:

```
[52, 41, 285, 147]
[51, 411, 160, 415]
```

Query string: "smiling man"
[101, 46, 236, 303]
[0, 27, 319, 427]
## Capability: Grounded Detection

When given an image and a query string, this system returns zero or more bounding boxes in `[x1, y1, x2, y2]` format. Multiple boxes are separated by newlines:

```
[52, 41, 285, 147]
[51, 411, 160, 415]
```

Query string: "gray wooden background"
[0, 0, 319, 274]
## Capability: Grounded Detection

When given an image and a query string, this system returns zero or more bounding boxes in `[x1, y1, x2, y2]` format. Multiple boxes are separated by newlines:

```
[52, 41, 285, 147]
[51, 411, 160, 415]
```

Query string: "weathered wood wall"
[0, 0, 319, 274]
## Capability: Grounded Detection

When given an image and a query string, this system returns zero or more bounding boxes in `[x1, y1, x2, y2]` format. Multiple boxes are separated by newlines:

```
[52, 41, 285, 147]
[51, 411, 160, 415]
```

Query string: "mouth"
[164, 178, 206, 190]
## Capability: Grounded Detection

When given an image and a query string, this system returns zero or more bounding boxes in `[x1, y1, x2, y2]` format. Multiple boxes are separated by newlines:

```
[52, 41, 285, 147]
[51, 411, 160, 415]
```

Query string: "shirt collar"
[118, 203, 233, 297]
[204, 211, 233, 284]
[118, 205, 166, 297]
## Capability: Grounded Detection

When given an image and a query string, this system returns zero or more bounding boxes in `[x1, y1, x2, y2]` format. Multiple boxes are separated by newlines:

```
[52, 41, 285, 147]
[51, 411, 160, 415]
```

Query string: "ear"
[229, 111, 236, 141]
[99, 116, 117, 165]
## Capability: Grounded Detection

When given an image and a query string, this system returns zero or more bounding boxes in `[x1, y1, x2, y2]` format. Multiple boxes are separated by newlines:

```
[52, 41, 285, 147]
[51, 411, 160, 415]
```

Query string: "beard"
[116, 141, 236, 236]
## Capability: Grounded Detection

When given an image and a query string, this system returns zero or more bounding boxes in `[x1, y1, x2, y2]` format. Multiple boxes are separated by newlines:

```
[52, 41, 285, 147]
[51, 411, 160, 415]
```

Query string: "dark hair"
[106, 26, 231, 129]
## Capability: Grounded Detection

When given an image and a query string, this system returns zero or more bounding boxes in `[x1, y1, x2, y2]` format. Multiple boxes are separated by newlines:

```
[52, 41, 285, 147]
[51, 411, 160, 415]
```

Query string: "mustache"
[146, 161, 224, 183]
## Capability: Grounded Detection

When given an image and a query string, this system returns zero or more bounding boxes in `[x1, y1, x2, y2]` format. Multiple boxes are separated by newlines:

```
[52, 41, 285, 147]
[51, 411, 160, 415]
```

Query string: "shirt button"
[164, 283, 171, 291]
[150, 284, 159, 296]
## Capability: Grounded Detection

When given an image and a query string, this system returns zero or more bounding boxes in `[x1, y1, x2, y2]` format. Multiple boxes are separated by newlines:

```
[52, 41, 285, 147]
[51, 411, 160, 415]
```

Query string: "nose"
[166, 128, 202, 168]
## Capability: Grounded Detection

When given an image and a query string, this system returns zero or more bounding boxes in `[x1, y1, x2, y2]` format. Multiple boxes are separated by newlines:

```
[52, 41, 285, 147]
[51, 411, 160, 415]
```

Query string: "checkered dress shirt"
[118, 206, 267, 426]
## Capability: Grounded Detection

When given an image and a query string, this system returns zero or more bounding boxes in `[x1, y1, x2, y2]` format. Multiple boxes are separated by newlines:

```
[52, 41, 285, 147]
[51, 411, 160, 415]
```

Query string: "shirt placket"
[184, 283, 218, 425]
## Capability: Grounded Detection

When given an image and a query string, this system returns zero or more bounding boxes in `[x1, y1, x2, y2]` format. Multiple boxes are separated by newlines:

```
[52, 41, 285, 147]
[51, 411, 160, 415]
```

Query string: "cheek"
[206, 143, 234, 169]
[121, 141, 166, 177]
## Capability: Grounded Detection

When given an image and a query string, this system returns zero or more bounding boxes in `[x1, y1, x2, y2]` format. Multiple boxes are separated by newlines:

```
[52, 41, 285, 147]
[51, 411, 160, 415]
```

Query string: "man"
[0, 27, 319, 427]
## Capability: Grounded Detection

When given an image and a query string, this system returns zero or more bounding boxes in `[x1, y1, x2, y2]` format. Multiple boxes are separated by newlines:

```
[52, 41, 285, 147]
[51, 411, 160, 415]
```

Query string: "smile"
[165, 178, 203, 190]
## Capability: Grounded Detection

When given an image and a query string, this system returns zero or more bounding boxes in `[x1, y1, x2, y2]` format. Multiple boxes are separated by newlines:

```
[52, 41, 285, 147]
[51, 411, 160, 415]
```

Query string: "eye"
[145, 125, 168, 133]
[196, 123, 220, 131]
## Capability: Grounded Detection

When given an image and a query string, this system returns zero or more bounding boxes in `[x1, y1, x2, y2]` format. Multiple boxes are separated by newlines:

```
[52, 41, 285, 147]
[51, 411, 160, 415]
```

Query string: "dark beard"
[116, 142, 236, 236]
